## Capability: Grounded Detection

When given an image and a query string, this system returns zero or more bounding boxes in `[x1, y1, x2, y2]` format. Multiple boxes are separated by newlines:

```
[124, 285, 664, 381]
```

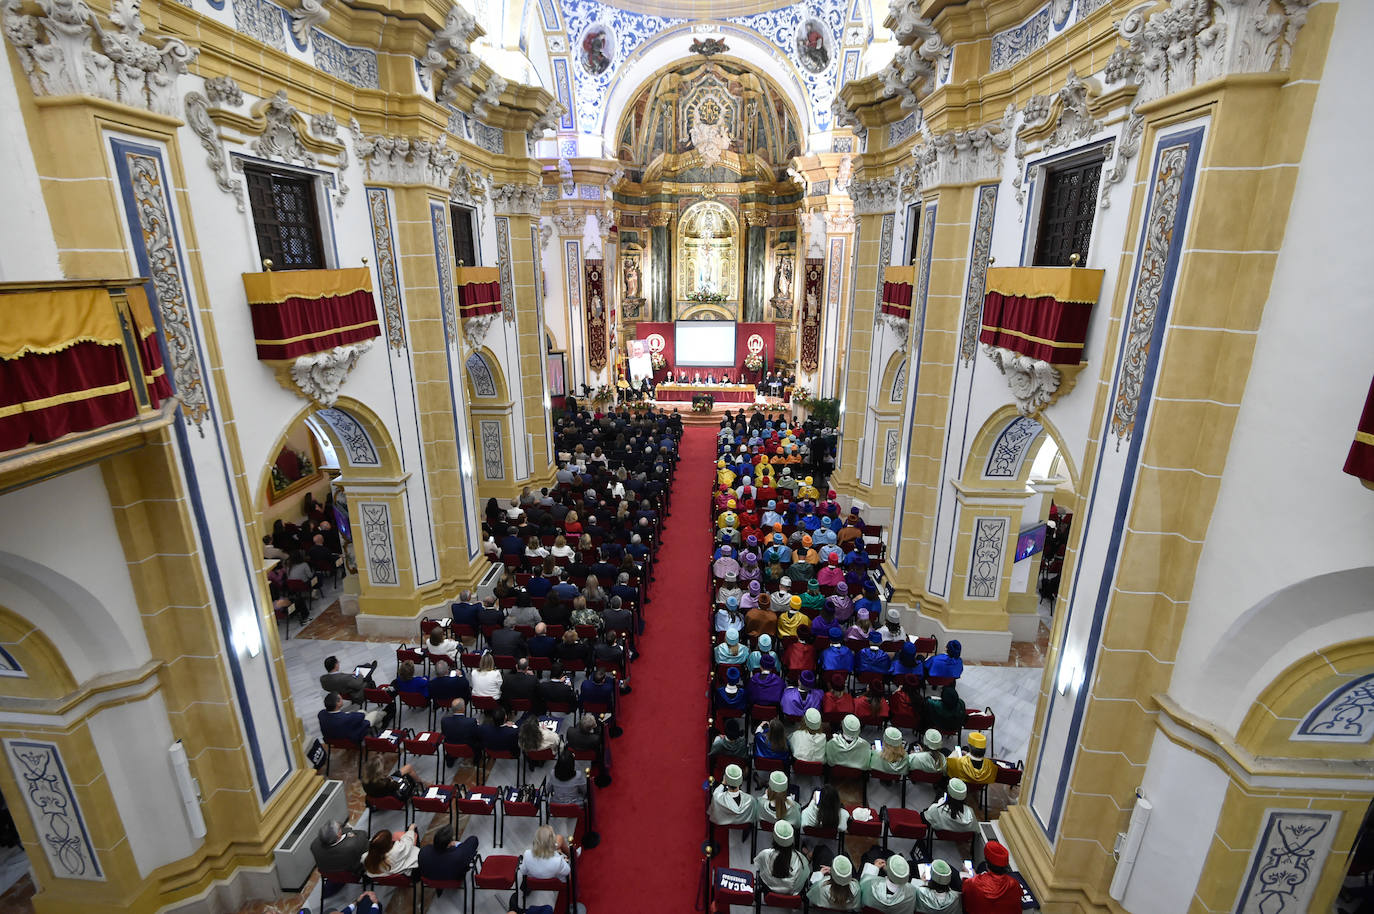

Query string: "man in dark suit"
[417, 824, 479, 888]
[428, 661, 470, 706]
[526, 569, 555, 598]
[318, 691, 385, 742]
[478, 708, 519, 753]
[537, 663, 577, 709]
[551, 570, 580, 602]
[439, 698, 481, 767]
[610, 572, 638, 606]
[476, 596, 506, 630]
[310, 819, 368, 892]
[590, 552, 618, 583]
[527, 622, 559, 658]
[602, 596, 635, 637]
[501, 658, 539, 707]
[488, 624, 527, 658]
[320, 656, 373, 705]
[307, 533, 338, 569]
[451, 590, 481, 628]
[499, 526, 524, 558]
[540, 597, 572, 628]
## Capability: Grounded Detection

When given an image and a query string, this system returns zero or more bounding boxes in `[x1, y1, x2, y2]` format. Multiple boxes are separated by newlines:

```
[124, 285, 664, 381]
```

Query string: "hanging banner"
[242, 267, 380, 360]
[454, 265, 502, 318]
[1344, 375, 1374, 486]
[585, 259, 607, 371]
[799, 257, 825, 372]
[979, 266, 1104, 365]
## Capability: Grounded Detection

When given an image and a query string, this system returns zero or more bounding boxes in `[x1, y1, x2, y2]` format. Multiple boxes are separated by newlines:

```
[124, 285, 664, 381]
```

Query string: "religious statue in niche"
[580, 23, 612, 75]
[621, 247, 645, 318]
[677, 200, 737, 309]
[772, 251, 794, 318]
[796, 19, 831, 73]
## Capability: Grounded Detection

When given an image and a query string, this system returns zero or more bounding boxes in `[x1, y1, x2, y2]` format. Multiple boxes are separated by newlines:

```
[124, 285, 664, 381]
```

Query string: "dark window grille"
[451, 204, 478, 268]
[1033, 159, 1102, 267]
[905, 203, 921, 266]
[244, 166, 325, 270]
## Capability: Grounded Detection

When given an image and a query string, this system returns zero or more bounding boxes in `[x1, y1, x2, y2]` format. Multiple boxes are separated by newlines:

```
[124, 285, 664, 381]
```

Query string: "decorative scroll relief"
[914, 107, 1015, 189]
[288, 0, 327, 48]
[185, 90, 246, 212]
[1012, 69, 1108, 214]
[466, 352, 497, 398]
[491, 183, 542, 217]
[420, 5, 479, 104]
[289, 340, 372, 407]
[882, 428, 900, 484]
[890, 359, 906, 402]
[848, 177, 898, 215]
[350, 120, 457, 189]
[984, 345, 1063, 418]
[990, 5, 1049, 72]
[1294, 674, 1374, 742]
[479, 419, 504, 480]
[495, 216, 516, 326]
[357, 501, 398, 586]
[121, 147, 211, 428]
[966, 516, 1008, 599]
[959, 185, 998, 365]
[880, 1, 950, 109]
[1111, 142, 1190, 443]
[4, 739, 103, 880]
[430, 203, 458, 346]
[1105, 0, 1312, 105]
[234, 0, 284, 50]
[985, 415, 1044, 477]
[450, 164, 490, 207]
[314, 408, 379, 466]
[472, 74, 506, 120]
[366, 188, 405, 350]
[1235, 810, 1338, 914]
[2, 0, 198, 117]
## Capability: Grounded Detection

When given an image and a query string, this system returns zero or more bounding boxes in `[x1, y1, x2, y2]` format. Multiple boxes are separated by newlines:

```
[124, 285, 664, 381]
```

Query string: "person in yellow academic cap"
[798, 475, 820, 500]
[717, 459, 736, 488]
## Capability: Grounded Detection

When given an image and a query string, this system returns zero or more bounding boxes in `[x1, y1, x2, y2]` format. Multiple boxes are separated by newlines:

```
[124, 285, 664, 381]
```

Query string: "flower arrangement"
[686, 289, 727, 304]
[692, 394, 715, 412]
[743, 352, 764, 372]
[651, 351, 667, 371]
[791, 385, 815, 408]
[590, 384, 615, 405]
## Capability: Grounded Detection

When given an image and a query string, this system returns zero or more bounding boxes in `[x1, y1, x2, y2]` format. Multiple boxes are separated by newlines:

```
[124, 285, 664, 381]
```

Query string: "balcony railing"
[0, 278, 176, 473]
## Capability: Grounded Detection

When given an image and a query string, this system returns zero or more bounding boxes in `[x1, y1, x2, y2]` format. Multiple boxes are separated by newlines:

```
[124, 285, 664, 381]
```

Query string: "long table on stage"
[655, 383, 756, 403]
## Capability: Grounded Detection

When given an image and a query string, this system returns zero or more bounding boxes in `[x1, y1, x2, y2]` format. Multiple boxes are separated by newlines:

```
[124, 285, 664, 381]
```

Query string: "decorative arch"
[1189, 567, 1374, 737]
[254, 397, 402, 506]
[880, 353, 906, 404]
[0, 555, 132, 693]
[464, 349, 509, 401]
[600, 28, 817, 144]
[1236, 637, 1374, 762]
[611, 55, 804, 174]
[962, 404, 1079, 491]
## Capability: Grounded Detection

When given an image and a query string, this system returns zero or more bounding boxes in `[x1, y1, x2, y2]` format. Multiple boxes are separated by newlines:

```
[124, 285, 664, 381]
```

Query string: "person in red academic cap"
[961, 841, 1023, 913]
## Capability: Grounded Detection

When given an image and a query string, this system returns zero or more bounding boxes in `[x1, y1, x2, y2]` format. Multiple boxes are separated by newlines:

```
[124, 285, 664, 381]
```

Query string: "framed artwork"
[266, 434, 323, 505]
[547, 351, 567, 397]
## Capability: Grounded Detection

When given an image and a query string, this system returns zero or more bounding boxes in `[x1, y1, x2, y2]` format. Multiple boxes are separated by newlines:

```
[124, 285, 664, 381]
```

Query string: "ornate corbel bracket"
[274, 340, 374, 407]
[983, 345, 1084, 418]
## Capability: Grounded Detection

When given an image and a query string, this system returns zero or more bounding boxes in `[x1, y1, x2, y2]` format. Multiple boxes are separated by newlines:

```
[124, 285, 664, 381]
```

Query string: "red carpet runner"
[577, 425, 714, 912]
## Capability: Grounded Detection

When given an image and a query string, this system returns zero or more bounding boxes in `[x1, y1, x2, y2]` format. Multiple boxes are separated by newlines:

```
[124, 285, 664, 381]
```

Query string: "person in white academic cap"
[753, 819, 811, 896]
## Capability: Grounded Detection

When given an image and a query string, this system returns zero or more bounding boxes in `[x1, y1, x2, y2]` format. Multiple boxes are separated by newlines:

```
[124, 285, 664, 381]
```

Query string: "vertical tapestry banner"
[800, 257, 824, 372]
[585, 259, 607, 371]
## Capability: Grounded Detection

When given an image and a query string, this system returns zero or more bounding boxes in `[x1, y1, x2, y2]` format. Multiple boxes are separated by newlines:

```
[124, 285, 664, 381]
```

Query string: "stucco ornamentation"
[913, 105, 1014, 188]
[848, 176, 898, 215]
[984, 344, 1062, 417]
[1, 0, 197, 116]
[350, 119, 458, 188]
[289, 340, 373, 407]
[288, 0, 327, 48]
[472, 73, 506, 119]
[1106, 0, 1310, 102]
[491, 182, 542, 216]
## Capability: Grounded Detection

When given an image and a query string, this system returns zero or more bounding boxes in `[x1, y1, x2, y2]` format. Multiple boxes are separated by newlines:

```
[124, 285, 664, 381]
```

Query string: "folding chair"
[419, 870, 468, 914]
[757, 887, 804, 911]
[471, 854, 519, 909]
[403, 730, 443, 782]
[369, 871, 417, 914]
[500, 787, 543, 847]
[881, 806, 928, 856]
[366, 792, 409, 832]
[455, 785, 500, 843]
[324, 735, 364, 777]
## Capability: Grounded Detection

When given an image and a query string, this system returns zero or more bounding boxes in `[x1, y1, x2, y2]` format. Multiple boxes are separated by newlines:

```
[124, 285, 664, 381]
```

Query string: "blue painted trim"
[429, 202, 480, 561]
[206, 0, 224, 10]
[111, 139, 291, 800]
[929, 185, 996, 597]
[287, 8, 308, 51]
[1031, 126, 1206, 839]
[889, 201, 937, 567]
[1236, 810, 1334, 910]
[984, 416, 1044, 478]
[0, 645, 24, 675]
[1297, 673, 1374, 737]
[8, 740, 102, 878]
[366, 187, 438, 586]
